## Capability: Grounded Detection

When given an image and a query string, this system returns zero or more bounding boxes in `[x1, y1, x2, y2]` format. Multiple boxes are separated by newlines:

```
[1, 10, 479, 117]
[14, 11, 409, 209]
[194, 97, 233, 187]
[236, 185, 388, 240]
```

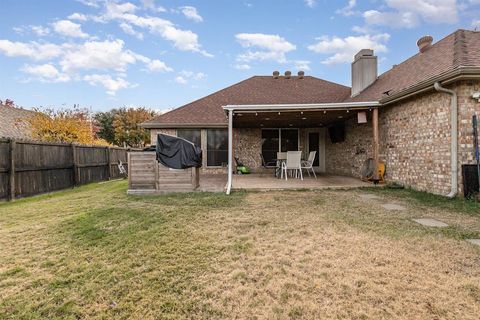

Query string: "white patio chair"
[281, 151, 303, 181]
[277, 152, 287, 179]
[301, 151, 317, 178]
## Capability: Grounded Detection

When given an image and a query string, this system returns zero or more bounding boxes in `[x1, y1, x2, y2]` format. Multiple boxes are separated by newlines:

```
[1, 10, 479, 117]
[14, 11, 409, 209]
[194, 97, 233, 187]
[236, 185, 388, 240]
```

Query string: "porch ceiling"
[233, 109, 369, 128]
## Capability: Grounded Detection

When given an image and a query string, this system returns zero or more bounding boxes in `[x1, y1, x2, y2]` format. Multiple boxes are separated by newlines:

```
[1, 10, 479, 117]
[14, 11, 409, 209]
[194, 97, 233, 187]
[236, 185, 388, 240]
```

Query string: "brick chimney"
[351, 49, 377, 97]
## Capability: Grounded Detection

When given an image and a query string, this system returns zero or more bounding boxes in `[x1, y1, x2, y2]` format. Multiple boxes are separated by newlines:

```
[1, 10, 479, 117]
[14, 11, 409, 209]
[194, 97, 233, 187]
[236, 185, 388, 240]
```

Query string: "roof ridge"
[453, 29, 468, 67]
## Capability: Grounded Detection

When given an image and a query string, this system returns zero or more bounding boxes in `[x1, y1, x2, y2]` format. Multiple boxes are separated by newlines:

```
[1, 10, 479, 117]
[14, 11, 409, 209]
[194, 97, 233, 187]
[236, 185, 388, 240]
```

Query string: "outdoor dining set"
[264, 151, 317, 180]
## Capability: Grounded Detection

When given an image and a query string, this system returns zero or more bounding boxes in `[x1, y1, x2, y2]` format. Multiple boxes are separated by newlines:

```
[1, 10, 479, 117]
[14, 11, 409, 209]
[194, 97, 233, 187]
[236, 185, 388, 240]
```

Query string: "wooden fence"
[0, 138, 134, 201]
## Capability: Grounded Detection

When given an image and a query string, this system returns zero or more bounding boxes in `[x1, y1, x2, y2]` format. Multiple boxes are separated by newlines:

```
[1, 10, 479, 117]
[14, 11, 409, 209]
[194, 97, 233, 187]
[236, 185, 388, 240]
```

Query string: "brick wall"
[325, 80, 480, 195]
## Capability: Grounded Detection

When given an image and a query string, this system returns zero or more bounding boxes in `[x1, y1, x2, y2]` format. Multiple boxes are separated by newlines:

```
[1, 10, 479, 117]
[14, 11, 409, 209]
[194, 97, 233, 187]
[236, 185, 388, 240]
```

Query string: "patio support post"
[372, 108, 379, 181]
[226, 109, 233, 194]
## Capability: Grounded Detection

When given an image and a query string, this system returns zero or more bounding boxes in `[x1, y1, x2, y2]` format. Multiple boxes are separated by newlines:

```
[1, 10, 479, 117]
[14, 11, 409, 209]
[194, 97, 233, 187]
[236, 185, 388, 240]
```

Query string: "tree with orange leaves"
[27, 107, 108, 145]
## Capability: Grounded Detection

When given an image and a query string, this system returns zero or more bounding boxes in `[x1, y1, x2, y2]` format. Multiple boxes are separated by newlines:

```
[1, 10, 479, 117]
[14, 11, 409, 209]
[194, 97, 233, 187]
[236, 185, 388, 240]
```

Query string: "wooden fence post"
[8, 139, 16, 201]
[106, 146, 111, 180]
[72, 143, 78, 186]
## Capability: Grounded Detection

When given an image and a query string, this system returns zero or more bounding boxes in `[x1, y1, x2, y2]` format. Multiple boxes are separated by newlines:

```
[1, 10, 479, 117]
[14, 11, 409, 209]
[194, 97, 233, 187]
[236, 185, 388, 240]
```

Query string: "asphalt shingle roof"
[0, 104, 35, 139]
[146, 29, 480, 127]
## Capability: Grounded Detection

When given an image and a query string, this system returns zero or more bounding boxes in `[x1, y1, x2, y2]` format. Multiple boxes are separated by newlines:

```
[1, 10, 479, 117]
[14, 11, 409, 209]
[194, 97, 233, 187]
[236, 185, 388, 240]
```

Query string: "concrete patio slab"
[381, 203, 406, 211]
[466, 239, 480, 246]
[359, 194, 382, 200]
[413, 218, 449, 227]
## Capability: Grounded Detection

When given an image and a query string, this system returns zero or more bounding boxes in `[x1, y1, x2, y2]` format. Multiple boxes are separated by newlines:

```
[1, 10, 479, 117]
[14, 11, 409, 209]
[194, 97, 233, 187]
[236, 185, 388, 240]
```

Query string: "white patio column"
[226, 109, 233, 194]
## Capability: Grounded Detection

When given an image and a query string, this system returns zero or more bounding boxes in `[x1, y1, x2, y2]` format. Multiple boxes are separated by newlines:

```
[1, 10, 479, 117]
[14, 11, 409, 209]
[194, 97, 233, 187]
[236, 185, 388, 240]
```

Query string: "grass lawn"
[1, 181, 480, 319]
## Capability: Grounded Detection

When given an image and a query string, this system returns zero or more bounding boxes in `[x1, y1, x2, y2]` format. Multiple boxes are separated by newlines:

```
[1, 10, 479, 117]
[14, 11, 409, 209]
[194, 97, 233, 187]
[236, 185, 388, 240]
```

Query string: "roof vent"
[273, 71, 280, 79]
[285, 71, 291, 79]
[297, 71, 305, 79]
[417, 35, 433, 53]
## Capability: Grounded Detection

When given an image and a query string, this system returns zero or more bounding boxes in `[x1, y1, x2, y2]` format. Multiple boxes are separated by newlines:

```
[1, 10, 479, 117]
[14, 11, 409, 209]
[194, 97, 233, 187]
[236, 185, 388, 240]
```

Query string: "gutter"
[434, 82, 458, 198]
[223, 101, 380, 111]
[140, 123, 228, 129]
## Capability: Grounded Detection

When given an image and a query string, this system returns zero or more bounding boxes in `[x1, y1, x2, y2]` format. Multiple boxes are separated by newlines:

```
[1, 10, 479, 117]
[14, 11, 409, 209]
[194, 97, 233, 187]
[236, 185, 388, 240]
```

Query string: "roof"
[144, 76, 351, 127]
[145, 29, 480, 128]
[348, 29, 480, 102]
[0, 104, 36, 139]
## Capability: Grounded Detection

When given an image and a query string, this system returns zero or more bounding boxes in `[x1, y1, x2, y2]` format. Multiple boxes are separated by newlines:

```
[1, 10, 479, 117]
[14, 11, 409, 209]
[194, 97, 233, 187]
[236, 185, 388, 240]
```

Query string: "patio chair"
[281, 151, 303, 181]
[301, 151, 317, 178]
[277, 152, 287, 178]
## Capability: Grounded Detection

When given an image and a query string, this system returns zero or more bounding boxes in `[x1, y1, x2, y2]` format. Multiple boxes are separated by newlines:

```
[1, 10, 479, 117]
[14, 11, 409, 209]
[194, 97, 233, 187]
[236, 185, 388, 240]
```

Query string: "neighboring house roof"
[143, 76, 351, 127]
[348, 29, 480, 102]
[0, 104, 35, 139]
[145, 29, 480, 128]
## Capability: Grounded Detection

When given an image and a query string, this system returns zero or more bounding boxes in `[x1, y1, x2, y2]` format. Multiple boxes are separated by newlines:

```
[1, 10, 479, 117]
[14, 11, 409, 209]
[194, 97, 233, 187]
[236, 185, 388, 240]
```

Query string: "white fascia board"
[222, 101, 380, 111]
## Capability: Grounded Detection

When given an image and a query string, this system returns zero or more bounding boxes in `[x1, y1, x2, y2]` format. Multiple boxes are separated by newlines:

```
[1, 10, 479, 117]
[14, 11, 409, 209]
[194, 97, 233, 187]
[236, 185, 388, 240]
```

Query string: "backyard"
[1, 181, 480, 319]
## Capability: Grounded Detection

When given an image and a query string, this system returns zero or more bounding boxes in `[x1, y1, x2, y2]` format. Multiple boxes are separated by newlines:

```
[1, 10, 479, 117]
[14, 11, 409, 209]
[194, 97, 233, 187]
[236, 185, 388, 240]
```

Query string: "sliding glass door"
[261, 129, 299, 165]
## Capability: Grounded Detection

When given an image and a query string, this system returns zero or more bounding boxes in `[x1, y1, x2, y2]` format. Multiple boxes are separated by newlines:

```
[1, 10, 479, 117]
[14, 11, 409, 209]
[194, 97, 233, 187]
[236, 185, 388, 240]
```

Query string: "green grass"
[1, 181, 480, 319]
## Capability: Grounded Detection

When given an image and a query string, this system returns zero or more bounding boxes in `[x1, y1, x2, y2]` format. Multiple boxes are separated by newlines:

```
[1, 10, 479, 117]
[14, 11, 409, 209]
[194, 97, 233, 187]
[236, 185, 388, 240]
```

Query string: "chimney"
[351, 49, 377, 97]
[297, 71, 305, 79]
[417, 35, 433, 53]
[284, 71, 291, 79]
[273, 71, 280, 79]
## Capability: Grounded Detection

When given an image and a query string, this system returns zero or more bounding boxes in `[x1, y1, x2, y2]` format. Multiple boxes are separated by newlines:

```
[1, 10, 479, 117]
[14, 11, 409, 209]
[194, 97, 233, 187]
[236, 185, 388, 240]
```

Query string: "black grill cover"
[156, 134, 202, 169]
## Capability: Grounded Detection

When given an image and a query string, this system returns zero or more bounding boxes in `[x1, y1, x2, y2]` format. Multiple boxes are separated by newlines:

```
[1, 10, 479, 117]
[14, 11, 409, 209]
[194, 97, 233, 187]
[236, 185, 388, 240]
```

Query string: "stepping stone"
[413, 218, 448, 227]
[466, 239, 480, 246]
[358, 194, 382, 200]
[381, 203, 406, 211]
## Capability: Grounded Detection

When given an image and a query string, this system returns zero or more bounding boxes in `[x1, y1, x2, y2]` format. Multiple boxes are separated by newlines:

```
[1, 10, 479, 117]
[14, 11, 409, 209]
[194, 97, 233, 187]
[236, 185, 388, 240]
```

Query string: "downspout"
[226, 109, 233, 194]
[434, 82, 458, 198]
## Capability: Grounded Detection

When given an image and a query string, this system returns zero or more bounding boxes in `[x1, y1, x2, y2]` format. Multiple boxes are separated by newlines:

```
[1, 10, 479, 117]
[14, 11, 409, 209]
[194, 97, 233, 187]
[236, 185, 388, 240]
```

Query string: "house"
[142, 29, 480, 196]
[0, 103, 35, 140]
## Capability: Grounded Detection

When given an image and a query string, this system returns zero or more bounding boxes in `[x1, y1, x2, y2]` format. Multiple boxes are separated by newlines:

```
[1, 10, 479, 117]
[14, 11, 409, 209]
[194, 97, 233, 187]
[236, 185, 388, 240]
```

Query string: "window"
[261, 129, 299, 164]
[207, 129, 228, 166]
[177, 129, 201, 147]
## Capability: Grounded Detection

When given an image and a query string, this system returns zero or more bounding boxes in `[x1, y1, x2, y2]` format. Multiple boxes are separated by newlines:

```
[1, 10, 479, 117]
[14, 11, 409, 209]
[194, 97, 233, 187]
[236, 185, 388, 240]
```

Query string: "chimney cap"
[417, 35, 433, 53]
[272, 71, 280, 78]
[354, 49, 374, 61]
[285, 70, 292, 79]
[297, 71, 305, 79]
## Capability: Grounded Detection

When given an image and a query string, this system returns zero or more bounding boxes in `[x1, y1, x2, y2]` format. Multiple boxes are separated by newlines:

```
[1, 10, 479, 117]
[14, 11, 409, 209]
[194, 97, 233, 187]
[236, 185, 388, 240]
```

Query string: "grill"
[462, 164, 480, 199]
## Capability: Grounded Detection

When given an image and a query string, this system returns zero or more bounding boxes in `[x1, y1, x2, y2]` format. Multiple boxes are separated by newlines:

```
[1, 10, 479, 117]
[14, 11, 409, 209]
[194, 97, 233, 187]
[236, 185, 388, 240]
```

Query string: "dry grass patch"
[0, 182, 480, 319]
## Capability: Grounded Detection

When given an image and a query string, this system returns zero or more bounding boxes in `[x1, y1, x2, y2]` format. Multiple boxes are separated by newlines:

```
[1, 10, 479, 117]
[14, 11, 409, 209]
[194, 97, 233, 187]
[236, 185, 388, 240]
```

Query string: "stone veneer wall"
[325, 80, 480, 196]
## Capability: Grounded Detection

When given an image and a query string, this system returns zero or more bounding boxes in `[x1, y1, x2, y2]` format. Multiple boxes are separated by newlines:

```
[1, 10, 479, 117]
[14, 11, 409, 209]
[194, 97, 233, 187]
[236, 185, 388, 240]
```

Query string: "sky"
[1, 0, 480, 112]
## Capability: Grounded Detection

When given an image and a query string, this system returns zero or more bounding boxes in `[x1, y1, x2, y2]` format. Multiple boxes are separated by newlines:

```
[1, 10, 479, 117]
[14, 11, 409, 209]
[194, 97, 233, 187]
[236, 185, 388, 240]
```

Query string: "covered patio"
[223, 102, 381, 194]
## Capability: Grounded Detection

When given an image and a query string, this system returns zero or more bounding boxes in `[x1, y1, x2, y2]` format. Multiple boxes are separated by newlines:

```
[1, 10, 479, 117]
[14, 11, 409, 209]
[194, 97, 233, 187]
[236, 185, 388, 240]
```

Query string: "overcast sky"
[1, 0, 479, 112]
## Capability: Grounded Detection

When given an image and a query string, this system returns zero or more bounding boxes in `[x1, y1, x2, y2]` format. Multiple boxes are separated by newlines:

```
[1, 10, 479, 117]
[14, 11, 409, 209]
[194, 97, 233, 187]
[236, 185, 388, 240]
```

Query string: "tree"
[93, 109, 118, 145]
[27, 107, 108, 145]
[113, 107, 156, 148]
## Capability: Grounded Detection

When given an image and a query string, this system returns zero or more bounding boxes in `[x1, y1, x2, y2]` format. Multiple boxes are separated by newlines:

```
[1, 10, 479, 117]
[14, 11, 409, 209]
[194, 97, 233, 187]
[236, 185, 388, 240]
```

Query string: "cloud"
[140, 0, 166, 12]
[304, 0, 317, 8]
[472, 19, 480, 28]
[68, 13, 88, 21]
[84, 74, 132, 95]
[0, 40, 63, 60]
[59, 39, 137, 72]
[13, 25, 50, 36]
[234, 64, 251, 70]
[95, 2, 212, 57]
[293, 60, 311, 71]
[235, 33, 296, 63]
[52, 20, 89, 38]
[308, 33, 390, 64]
[336, 0, 357, 16]
[119, 22, 144, 39]
[180, 6, 203, 22]
[21, 64, 70, 83]
[146, 59, 173, 72]
[76, 0, 100, 8]
[174, 70, 206, 84]
[362, 0, 458, 28]
[174, 76, 187, 84]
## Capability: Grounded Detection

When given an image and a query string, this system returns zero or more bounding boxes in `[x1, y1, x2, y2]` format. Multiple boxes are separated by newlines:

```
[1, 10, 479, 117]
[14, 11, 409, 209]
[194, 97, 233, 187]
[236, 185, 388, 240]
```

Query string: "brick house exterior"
[142, 29, 480, 196]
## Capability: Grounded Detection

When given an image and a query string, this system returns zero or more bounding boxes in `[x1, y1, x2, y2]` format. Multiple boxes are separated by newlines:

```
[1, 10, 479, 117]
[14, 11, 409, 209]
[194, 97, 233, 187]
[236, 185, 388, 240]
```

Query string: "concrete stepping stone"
[466, 239, 480, 246]
[358, 194, 382, 201]
[381, 203, 406, 211]
[413, 218, 448, 227]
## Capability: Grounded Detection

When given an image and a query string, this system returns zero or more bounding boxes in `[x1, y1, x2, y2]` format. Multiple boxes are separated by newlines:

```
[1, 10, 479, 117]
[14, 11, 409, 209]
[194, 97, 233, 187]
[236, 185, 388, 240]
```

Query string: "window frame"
[206, 129, 228, 168]
[261, 128, 300, 165]
[176, 129, 202, 147]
